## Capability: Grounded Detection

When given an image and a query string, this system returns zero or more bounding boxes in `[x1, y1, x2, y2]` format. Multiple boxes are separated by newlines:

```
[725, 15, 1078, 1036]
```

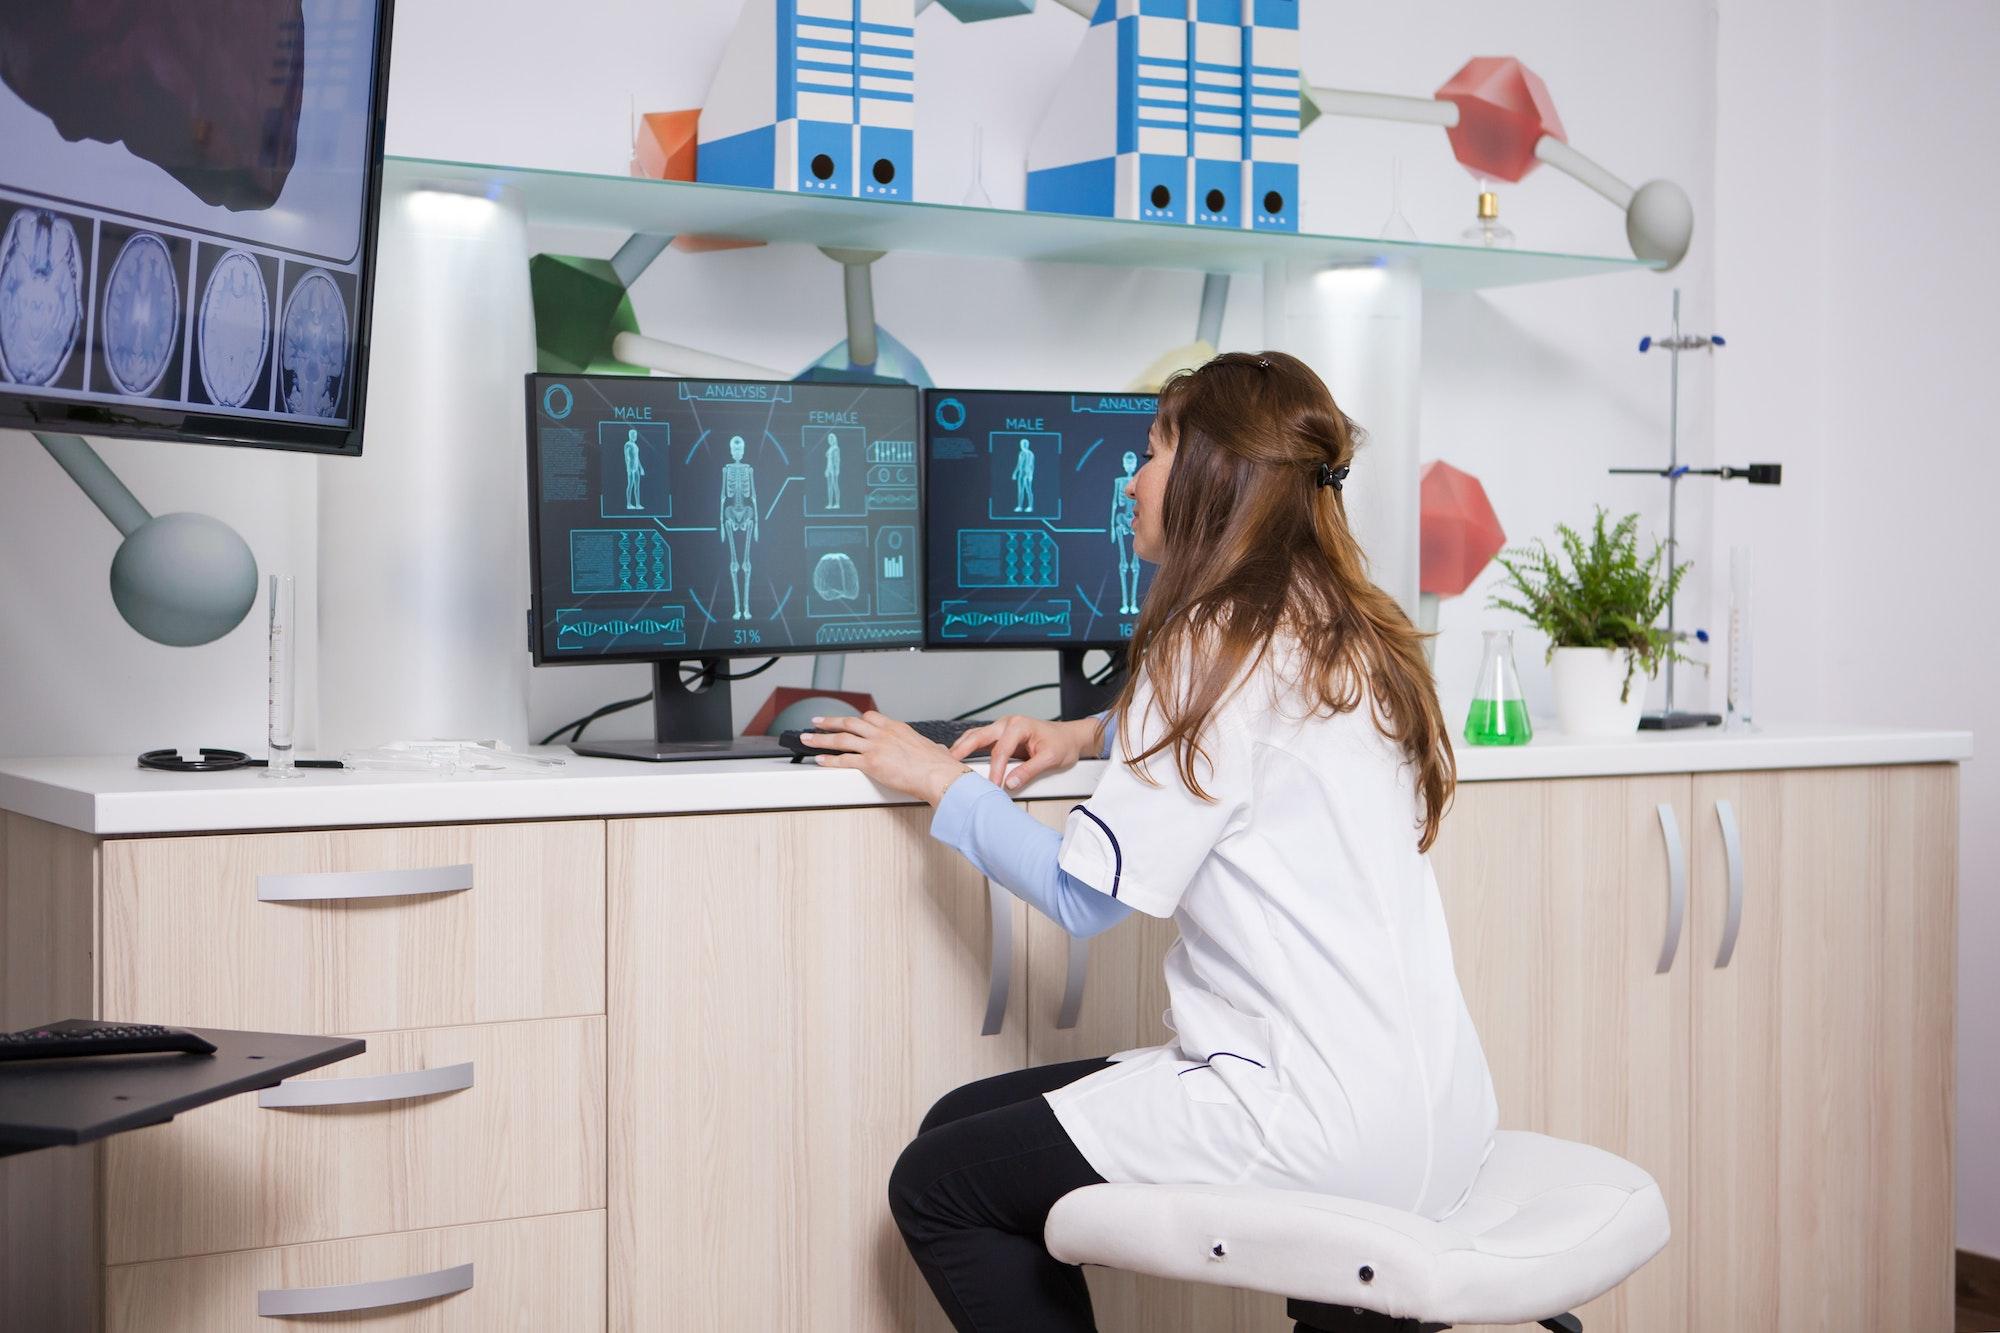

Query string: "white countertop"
[0, 723, 1971, 837]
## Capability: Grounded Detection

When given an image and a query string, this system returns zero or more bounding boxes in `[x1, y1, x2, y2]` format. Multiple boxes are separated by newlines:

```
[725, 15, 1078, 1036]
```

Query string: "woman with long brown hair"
[804, 351, 1497, 1333]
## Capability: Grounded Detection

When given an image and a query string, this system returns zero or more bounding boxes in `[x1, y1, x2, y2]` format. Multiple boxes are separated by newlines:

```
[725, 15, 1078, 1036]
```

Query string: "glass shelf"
[384, 155, 1661, 291]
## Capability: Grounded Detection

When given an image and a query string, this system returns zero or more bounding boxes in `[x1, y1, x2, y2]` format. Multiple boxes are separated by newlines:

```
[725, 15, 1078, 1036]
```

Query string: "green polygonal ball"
[529, 253, 642, 374]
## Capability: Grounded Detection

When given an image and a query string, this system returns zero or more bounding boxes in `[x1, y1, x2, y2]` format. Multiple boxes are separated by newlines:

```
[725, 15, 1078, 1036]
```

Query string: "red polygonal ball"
[1420, 460, 1506, 598]
[1434, 56, 1566, 183]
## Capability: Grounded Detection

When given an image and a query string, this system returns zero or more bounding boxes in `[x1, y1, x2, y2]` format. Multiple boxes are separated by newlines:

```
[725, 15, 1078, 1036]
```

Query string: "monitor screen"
[0, 1, 394, 455]
[924, 389, 1158, 649]
[527, 374, 925, 663]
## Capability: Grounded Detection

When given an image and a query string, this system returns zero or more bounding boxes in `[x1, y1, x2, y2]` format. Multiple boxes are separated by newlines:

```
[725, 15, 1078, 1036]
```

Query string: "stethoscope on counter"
[137, 748, 344, 773]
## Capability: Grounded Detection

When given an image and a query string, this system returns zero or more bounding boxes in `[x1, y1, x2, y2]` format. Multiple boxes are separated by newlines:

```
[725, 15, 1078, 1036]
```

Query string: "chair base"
[1287, 1298, 1583, 1333]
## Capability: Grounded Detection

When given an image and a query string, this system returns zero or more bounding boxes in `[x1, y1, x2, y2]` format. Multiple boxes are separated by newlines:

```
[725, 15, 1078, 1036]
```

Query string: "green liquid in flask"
[1464, 697, 1533, 746]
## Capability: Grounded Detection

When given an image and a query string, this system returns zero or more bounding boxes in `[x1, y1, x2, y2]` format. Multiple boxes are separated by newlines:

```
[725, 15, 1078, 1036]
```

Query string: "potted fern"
[1487, 509, 1692, 736]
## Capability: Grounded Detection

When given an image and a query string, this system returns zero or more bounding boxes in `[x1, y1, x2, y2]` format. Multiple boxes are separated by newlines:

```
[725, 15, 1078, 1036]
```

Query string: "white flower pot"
[1551, 647, 1648, 736]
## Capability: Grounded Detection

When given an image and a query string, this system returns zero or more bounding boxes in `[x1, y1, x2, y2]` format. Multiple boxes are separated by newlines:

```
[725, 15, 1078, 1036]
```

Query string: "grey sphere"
[109, 512, 260, 646]
[767, 695, 865, 736]
[1627, 179, 1694, 269]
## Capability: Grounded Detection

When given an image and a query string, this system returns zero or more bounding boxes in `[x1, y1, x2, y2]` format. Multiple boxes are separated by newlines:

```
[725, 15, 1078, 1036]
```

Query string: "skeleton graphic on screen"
[1110, 449, 1140, 614]
[824, 431, 841, 510]
[719, 434, 758, 620]
[1011, 438, 1035, 513]
[622, 428, 645, 510]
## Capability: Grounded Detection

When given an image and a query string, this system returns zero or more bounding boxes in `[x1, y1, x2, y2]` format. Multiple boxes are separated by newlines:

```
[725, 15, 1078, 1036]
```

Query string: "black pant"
[889, 1057, 1113, 1333]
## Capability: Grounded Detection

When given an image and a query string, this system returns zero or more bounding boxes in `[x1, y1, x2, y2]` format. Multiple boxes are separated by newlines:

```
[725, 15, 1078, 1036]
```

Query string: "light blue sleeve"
[930, 773, 1133, 939]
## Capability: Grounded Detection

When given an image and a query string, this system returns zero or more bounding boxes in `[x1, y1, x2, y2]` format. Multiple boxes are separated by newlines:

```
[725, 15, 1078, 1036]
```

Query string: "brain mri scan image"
[101, 230, 180, 396]
[198, 249, 268, 408]
[280, 267, 347, 417]
[0, 207, 82, 386]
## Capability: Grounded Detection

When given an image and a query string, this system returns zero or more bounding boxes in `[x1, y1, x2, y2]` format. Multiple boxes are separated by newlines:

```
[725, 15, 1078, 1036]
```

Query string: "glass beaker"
[1465, 629, 1533, 746]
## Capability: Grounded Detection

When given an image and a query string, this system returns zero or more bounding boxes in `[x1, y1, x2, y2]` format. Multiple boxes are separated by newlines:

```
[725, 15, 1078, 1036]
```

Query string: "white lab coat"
[1049, 642, 1497, 1219]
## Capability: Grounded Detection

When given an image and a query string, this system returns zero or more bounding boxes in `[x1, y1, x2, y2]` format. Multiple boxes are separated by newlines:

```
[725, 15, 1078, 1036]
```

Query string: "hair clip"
[1256, 357, 1271, 369]
[1315, 461, 1350, 491]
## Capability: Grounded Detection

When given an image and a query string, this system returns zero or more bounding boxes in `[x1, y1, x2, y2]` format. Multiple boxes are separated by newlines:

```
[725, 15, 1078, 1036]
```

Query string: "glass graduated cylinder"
[1465, 629, 1533, 746]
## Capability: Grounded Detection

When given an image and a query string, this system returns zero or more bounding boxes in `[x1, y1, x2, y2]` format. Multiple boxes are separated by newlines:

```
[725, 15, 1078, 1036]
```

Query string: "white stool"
[1044, 1130, 1669, 1332]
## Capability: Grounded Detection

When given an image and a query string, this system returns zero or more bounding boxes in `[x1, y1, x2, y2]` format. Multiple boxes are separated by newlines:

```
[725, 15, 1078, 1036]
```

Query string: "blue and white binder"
[855, 0, 915, 198]
[1189, 0, 1244, 228]
[1026, 0, 1190, 224]
[698, 0, 859, 195]
[1242, 0, 1299, 231]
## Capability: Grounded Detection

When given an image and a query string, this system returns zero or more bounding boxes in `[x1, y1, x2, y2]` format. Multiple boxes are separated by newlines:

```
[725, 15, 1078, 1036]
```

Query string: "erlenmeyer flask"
[1465, 629, 1532, 746]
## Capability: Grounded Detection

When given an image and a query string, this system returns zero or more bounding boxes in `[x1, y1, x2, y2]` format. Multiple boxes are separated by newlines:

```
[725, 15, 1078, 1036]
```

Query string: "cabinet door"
[1689, 766, 1955, 1332]
[1020, 800, 1287, 1333]
[609, 806, 1028, 1333]
[1432, 777, 1692, 1333]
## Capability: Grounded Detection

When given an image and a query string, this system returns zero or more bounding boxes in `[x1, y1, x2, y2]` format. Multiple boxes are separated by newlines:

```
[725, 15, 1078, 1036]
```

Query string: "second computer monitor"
[924, 388, 1157, 648]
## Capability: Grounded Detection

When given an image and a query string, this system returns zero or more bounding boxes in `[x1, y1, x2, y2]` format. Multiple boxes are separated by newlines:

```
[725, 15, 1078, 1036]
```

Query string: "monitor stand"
[570, 660, 793, 763]
[1058, 647, 1128, 721]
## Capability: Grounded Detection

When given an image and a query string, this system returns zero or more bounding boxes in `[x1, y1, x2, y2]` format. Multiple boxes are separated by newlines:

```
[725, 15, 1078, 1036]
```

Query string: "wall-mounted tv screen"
[0, 1, 395, 455]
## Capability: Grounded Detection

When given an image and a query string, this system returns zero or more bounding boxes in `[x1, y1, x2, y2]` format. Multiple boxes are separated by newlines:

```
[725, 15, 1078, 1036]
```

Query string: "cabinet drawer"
[103, 821, 604, 1032]
[105, 1016, 605, 1264]
[105, 1208, 605, 1332]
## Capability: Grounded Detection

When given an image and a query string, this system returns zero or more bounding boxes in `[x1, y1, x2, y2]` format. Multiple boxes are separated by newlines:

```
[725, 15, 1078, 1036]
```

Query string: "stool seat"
[1044, 1131, 1669, 1329]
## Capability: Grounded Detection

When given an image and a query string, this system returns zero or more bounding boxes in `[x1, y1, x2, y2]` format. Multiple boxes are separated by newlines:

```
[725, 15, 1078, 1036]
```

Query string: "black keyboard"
[780, 719, 989, 763]
[0, 1019, 217, 1062]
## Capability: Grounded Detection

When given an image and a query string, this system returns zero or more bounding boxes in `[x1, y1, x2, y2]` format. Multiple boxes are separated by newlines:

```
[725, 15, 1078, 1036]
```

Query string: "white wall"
[0, 2, 1717, 754]
[1718, 0, 2000, 1256]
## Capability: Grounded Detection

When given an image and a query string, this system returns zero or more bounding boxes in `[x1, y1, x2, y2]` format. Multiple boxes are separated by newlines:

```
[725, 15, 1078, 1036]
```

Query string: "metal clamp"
[1056, 934, 1090, 1030]
[258, 1261, 473, 1317]
[981, 883, 1013, 1037]
[258, 863, 474, 903]
[1714, 799, 1745, 968]
[1655, 803, 1686, 974]
[259, 1061, 474, 1109]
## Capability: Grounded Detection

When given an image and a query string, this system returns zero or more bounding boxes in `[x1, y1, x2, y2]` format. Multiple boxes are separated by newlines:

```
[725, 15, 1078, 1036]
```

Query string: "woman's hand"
[803, 712, 973, 806]
[950, 714, 1102, 792]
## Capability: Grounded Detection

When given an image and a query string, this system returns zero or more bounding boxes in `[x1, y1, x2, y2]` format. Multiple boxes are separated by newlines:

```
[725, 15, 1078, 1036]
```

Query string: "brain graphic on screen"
[280, 268, 347, 417]
[102, 231, 180, 396]
[0, 208, 82, 386]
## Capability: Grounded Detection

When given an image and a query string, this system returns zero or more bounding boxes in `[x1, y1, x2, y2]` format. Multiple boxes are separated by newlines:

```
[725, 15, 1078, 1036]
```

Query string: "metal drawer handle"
[982, 883, 1013, 1037]
[1714, 799, 1745, 968]
[258, 1261, 473, 1317]
[1655, 803, 1687, 974]
[1056, 934, 1089, 1030]
[258, 863, 473, 902]
[259, 1061, 474, 1109]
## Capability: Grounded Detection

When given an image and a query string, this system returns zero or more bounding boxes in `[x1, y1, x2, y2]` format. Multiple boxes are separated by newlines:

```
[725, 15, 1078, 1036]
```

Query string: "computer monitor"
[922, 388, 1158, 717]
[0, 2, 395, 455]
[526, 373, 923, 758]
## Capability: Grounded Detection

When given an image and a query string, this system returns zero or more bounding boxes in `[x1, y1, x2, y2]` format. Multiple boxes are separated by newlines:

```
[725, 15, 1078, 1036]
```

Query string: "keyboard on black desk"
[0, 1019, 217, 1062]
[780, 719, 990, 763]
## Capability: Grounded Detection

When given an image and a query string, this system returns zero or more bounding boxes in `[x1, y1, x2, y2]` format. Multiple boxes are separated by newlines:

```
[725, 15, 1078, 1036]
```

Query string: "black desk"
[0, 1026, 365, 1156]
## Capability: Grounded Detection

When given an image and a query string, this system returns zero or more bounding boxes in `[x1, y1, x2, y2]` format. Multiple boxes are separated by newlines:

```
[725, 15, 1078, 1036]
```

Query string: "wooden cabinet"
[1688, 766, 1955, 1331]
[0, 761, 1960, 1332]
[608, 806, 1028, 1333]
[103, 1208, 604, 1332]
[1432, 767, 1956, 1333]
